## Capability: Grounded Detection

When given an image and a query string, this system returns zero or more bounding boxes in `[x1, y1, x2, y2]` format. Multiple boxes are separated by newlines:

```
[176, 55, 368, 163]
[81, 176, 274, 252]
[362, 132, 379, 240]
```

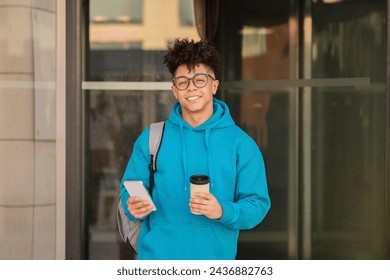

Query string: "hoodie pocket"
[140, 223, 223, 259]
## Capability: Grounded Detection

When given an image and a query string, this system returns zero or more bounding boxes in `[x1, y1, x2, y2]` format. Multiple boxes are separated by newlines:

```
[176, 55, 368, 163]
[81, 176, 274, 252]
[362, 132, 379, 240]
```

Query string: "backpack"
[117, 121, 165, 255]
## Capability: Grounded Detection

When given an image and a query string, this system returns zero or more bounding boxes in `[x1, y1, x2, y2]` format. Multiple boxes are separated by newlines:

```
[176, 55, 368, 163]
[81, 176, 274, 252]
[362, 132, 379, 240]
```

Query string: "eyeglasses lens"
[174, 74, 208, 90]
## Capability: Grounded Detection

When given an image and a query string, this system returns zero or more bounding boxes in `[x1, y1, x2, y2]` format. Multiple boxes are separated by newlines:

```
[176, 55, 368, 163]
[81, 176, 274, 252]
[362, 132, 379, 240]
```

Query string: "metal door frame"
[65, 0, 390, 260]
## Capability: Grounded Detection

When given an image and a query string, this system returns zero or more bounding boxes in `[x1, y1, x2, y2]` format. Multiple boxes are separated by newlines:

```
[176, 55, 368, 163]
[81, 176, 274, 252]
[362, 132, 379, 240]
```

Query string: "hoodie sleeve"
[217, 137, 271, 230]
[120, 127, 151, 221]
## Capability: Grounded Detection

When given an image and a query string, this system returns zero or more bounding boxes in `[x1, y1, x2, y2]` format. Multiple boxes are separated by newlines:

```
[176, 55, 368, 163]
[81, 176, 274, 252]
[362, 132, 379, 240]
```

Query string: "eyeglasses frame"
[172, 73, 216, 90]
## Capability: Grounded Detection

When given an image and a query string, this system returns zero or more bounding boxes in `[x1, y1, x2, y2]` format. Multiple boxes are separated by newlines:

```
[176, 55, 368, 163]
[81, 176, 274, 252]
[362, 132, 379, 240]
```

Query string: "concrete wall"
[0, 0, 65, 259]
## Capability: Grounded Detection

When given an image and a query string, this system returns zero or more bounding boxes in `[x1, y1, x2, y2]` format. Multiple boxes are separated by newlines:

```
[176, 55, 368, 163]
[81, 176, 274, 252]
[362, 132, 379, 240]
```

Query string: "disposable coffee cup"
[190, 174, 210, 215]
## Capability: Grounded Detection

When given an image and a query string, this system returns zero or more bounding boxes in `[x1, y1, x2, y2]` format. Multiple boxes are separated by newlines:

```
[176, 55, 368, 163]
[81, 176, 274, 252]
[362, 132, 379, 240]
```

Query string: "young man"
[120, 38, 271, 260]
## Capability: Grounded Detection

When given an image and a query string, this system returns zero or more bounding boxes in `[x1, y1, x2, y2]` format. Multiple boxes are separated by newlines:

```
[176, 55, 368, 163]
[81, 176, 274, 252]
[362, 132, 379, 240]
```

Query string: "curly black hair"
[163, 38, 221, 77]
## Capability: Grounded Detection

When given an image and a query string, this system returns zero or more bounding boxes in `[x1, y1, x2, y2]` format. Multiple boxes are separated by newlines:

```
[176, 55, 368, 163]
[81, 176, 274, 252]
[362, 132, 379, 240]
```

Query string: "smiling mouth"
[186, 96, 200, 101]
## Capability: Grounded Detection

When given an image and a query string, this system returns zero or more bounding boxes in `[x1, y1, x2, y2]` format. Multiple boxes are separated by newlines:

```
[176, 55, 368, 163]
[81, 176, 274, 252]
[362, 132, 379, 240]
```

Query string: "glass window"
[90, 0, 143, 23]
[179, 0, 194, 26]
[216, 0, 388, 260]
[84, 0, 200, 259]
[311, 2, 387, 259]
[80, 0, 389, 260]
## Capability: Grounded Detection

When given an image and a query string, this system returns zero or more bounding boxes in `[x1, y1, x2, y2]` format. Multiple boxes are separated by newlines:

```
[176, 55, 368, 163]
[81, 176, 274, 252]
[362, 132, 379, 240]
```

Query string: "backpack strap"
[117, 121, 165, 255]
[148, 121, 165, 195]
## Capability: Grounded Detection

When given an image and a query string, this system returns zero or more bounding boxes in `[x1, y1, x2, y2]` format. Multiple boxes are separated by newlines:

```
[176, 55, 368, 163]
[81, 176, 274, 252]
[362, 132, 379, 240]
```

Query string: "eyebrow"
[174, 73, 216, 79]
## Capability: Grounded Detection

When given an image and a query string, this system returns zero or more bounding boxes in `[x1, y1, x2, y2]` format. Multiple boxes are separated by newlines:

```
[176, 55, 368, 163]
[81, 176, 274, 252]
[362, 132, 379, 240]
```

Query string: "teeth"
[187, 96, 200, 101]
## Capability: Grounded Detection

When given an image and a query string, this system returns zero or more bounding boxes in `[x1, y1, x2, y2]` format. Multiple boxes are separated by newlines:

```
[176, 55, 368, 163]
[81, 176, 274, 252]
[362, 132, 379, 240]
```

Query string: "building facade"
[0, 0, 389, 260]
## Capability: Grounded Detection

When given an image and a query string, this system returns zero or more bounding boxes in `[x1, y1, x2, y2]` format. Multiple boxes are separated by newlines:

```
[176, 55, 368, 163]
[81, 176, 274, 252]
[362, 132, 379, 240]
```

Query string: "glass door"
[310, 0, 387, 259]
[215, 0, 388, 259]
[79, 0, 389, 259]
[82, 0, 200, 259]
[216, 0, 299, 259]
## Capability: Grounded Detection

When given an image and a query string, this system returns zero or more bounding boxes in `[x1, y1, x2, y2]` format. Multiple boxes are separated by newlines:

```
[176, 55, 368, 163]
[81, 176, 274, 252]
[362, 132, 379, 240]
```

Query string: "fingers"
[189, 192, 212, 213]
[189, 193, 223, 220]
[189, 201, 209, 214]
[127, 196, 153, 218]
[192, 192, 213, 199]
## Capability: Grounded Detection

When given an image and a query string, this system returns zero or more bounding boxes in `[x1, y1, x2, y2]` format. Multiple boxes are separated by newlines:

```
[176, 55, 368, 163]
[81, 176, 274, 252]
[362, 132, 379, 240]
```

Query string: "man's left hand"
[189, 192, 223, 220]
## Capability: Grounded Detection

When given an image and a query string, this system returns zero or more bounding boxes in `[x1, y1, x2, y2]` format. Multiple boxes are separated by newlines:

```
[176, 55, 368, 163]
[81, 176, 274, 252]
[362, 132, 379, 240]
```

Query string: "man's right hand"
[127, 196, 154, 218]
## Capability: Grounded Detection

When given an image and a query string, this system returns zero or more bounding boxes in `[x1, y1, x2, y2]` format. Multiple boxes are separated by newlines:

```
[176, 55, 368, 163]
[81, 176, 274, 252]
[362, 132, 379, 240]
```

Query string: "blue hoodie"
[120, 98, 270, 260]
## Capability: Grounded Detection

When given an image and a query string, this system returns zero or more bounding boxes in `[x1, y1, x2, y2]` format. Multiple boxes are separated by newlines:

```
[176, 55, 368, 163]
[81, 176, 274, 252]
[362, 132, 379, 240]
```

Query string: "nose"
[187, 78, 197, 90]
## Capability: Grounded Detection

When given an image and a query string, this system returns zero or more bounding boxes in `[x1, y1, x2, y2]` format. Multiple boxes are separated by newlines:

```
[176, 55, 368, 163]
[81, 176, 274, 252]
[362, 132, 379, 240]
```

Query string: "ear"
[212, 80, 219, 95]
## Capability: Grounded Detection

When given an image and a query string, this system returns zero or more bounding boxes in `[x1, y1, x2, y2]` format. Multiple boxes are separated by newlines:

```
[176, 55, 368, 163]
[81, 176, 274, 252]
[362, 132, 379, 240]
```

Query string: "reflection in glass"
[84, 0, 200, 259]
[311, 2, 387, 259]
[217, 0, 388, 260]
[179, 0, 195, 26]
[82, 0, 388, 260]
[238, 23, 292, 259]
[90, 0, 143, 23]
[86, 90, 175, 259]
[217, 0, 293, 259]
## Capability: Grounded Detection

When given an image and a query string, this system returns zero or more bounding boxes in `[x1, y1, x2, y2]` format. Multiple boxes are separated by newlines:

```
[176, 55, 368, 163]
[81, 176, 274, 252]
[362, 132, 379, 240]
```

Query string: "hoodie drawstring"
[205, 129, 214, 189]
[180, 124, 214, 192]
[179, 122, 189, 191]
[168, 99, 235, 192]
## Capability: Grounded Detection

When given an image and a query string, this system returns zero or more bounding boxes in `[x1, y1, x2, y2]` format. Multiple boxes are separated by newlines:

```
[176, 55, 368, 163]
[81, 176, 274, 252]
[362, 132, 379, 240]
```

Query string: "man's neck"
[181, 110, 213, 127]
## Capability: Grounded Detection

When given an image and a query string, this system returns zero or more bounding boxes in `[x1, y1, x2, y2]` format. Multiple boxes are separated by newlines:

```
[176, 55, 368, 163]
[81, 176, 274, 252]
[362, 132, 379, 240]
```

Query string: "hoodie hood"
[167, 98, 235, 191]
[168, 98, 235, 130]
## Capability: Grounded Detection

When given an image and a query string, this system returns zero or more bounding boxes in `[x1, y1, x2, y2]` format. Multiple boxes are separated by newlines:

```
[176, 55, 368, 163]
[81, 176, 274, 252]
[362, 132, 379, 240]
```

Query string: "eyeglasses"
[172, 73, 215, 90]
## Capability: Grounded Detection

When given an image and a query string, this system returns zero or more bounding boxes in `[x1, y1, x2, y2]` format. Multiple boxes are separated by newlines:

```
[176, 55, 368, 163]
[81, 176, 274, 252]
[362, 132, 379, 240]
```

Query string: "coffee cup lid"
[190, 174, 210, 185]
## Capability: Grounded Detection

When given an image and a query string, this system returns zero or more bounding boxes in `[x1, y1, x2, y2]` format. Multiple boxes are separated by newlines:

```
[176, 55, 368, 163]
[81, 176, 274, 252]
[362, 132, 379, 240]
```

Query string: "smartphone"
[123, 180, 157, 211]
